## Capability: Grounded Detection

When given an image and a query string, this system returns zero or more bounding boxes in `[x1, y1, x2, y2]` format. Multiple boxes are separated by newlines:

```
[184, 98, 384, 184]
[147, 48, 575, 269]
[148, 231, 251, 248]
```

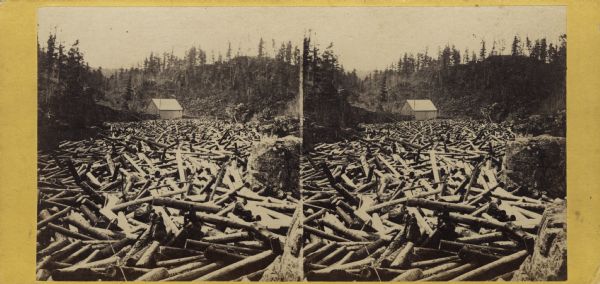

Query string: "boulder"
[503, 135, 566, 198]
[247, 136, 301, 199]
[512, 200, 567, 281]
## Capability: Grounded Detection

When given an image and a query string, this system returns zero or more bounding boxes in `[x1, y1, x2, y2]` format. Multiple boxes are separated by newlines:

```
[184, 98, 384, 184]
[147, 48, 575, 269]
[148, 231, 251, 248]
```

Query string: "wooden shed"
[146, 99, 183, 119]
[400, 99, 438, 120]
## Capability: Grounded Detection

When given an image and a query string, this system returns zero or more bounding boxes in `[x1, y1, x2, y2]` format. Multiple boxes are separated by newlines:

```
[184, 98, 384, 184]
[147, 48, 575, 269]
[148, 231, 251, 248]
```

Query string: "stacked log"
[301, 120, 554, 281]
[36, 119, 300, 281]
[37, 118, 563, 281]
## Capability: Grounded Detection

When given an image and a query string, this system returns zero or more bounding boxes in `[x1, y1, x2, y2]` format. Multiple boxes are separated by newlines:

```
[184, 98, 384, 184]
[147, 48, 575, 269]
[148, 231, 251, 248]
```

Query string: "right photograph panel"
[301, 6, 566, 281]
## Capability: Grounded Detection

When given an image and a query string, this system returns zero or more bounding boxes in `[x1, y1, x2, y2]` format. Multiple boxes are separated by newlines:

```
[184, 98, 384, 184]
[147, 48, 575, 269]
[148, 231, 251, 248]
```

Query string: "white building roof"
[151, 99, 183, 111]
[405, 99, 437, 111]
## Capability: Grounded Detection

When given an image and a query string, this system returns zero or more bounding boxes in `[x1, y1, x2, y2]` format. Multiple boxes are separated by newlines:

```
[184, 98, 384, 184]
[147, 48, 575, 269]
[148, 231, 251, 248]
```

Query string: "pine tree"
[548, 43, 557, 63]
[511, 35, 521, 56]
[525, 37, 532, 56]
[258, 38, 265, 58]
[540, 38, 548, 63]
[226, 42, 232, 61]
[285, 41, 293, 63]
[531, 39, 541, 60]
[124, 75, 133, 102]
[451, 46, 461, 66]
[479, 40, 487, 61]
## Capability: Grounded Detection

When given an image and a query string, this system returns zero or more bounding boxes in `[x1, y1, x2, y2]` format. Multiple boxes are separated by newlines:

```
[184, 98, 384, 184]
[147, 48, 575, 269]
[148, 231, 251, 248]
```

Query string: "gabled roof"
[405, 99, 437, 111]
[151, 99, 183, 111]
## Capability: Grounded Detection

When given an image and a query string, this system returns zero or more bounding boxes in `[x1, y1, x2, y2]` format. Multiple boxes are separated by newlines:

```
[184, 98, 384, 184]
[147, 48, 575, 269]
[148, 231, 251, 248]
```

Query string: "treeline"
[347, 35, 567, 120]
[302, 37, 363, 145]
[38, 34, 106, 128]
[104, 39, 300, 120]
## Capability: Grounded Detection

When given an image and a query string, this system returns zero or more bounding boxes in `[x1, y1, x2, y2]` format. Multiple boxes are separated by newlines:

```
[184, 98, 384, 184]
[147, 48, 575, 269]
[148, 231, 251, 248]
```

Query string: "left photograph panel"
[36, 7, 302, 281]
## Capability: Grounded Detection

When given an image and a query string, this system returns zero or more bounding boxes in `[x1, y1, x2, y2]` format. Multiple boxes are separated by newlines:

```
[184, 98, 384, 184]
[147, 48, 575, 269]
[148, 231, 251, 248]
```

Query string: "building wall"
[146, 102, 159, 115]
[414, 111, 437, 120]
[159, 110, 183, 119]
[400, 103, 414, 116]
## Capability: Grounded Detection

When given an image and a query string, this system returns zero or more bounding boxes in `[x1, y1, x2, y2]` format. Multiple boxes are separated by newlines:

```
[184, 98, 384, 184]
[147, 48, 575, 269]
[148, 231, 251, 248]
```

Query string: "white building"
[146, 98, 183, 119]
[400, 99, 438, 120]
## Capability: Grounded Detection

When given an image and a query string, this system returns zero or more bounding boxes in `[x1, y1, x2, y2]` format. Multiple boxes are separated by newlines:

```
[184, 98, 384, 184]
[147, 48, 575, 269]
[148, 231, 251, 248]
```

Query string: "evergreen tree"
[540, 38, 548, 63]
[479, 40, 487, 61]
[285, 41, 293, 63]
[258, 38, 265, 58]
[226, 42, 232, 61]
[377, 76, 388, 112]
[511, 35, 521, 56]
[450, 46, 461, 66]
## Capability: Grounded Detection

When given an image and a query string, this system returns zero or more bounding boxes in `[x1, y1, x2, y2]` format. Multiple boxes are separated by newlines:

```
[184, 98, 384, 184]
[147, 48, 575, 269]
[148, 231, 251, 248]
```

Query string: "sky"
[38, 6, 566, 71]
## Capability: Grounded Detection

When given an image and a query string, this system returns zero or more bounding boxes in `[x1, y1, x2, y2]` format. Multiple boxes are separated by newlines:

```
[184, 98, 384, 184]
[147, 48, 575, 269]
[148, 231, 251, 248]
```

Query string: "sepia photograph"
[35, 5, 566, 282]
[300, 6, 566, 282]
[36, 7, 303, 281]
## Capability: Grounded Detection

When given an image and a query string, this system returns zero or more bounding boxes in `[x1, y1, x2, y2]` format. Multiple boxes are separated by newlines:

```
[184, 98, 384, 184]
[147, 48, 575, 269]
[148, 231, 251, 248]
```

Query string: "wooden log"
[201, 231, 251, 244]
[155, 255, 204, 268]
[456, 231, 504, 244]
[409, 255, 461, 268]
[157, 246, 202, 259]
[391, 268, 423, 281]
[359, 267, 407, 281]
[420, 262, 479, 281]
[321, 214, 369, 242]
[37, 239, 70, 258]
[303, 225, 352, 242]
[440, 240, 517, 255]
[58, 255, 120, 272]
[135, 240, 160, 267]
[195, 250, 277, 281]
[135, 267, 168, 281]
[316, 246, 347, 266]
[194, 211, 254, 230]
[204, 245, 247, 263]
[451, 250, 529, 281]
[305, 242, 337, 265]
[311, 256, 374, 274]
[365, 189, 442, 214]
[320, 163, 359, 205]
[389, 241, 414, 268]
[37, 206, 71, 229]
[405, 198, 477, 214]
[421, 261, 462, 278]
[64, 213, 123, 240]
[63, 244, 93, 263]
[163, 262, 224, 281]
[185, 240, 262, 255]
[303, 239, 324, 255]
[304, 208, 327, 224]
[153, 197, 220, 213]
[458, 246, 502, 263]
[46, 223, 95, 240]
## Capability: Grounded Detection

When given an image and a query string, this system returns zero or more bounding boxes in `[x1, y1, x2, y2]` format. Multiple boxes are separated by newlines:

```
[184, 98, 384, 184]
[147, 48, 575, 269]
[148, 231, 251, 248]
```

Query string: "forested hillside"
[38, 35, 300, 125]
[102, 40, 300, 120]
[38, 35, 107, 128]
[345, 35, 567, 121]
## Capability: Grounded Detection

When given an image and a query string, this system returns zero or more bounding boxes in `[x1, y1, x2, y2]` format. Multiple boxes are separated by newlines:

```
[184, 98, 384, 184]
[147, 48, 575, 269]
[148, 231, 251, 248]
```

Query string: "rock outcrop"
[503, 135, 566, 199]
[247, 136, 301, 199]
[512, 200, 567, 281]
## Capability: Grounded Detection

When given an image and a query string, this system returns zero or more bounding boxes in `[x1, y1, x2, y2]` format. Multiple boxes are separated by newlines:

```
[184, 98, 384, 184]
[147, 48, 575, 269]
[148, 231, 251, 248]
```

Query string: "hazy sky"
[38, 6, 565, 71]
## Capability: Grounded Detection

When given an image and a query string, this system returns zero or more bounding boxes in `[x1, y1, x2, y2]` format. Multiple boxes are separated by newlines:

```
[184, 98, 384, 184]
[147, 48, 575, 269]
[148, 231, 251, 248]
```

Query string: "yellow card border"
[1, 0, 599, 283]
